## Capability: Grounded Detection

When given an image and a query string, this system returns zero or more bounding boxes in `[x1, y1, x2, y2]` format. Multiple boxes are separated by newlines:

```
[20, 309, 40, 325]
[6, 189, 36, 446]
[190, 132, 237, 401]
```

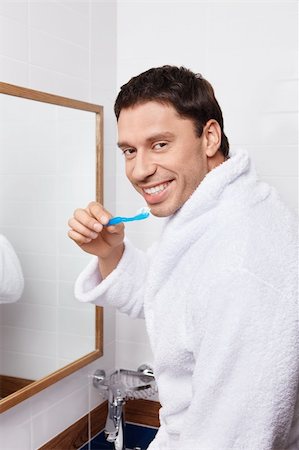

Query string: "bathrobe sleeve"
[0, 235, 24, 303]
[179, 268, 299, 450]
[75, 238, 150, 319]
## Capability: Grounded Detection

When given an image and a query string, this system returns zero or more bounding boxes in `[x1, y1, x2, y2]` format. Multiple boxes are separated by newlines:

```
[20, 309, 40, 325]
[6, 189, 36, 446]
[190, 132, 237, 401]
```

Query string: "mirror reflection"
[0, 88, 102, 402]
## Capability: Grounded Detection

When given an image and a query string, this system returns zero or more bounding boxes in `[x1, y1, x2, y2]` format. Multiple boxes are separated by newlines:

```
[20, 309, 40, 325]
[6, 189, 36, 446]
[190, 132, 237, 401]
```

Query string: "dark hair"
[114, 65, 229, 157]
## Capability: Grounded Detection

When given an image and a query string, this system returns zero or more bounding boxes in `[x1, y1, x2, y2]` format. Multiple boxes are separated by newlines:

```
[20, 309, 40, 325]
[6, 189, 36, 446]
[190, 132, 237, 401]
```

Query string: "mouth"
[141, 181, 174, 204]
[142, 182, 171, 196]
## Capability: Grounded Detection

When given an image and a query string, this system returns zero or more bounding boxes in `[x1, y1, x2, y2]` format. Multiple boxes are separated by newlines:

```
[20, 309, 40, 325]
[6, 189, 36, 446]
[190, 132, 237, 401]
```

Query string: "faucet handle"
[137, 364, 154, 382]
[92, 369, 107, 388]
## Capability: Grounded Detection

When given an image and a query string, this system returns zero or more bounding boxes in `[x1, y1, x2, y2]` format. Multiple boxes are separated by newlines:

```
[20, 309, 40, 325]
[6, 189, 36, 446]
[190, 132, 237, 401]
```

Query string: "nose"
[129, 150, 156, 182]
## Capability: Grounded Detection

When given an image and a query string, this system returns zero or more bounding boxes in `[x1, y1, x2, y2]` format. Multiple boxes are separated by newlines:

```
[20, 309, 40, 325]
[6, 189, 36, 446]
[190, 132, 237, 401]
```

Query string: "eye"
[122, 148, 136, 159]
[153, 142, 167, 150]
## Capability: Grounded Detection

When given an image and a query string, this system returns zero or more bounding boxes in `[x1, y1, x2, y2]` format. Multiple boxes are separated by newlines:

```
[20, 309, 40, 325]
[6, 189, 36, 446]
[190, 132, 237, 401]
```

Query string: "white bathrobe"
[75, 149, 299, 450]
[0, 235, 24, 304]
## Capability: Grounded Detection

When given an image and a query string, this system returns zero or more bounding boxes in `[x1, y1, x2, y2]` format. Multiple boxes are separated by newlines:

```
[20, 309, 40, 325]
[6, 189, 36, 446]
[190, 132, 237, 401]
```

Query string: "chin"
[148, 202, 180, 218]
[151, 210, 171, 218]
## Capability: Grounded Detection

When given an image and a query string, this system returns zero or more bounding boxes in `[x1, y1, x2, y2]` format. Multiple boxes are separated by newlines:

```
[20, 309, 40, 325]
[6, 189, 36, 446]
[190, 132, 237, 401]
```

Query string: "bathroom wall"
[115, 0, 298, 370]
[0, 1, 297, 448]
[0, 1, 117, 448]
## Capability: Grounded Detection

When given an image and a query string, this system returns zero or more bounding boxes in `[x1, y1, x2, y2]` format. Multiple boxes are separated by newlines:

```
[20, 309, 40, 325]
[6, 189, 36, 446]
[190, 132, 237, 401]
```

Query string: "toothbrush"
[106, 207, 151, 226]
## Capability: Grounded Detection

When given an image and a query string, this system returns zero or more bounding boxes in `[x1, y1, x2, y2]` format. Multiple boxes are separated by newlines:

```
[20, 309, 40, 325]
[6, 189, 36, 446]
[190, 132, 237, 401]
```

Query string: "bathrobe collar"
[165, 148, 252, 230]
[145, 149, 254, 299]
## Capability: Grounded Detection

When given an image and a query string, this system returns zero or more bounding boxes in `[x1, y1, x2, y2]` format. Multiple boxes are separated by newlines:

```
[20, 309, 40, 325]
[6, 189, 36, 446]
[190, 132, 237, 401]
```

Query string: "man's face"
[117, 101, 210, 217]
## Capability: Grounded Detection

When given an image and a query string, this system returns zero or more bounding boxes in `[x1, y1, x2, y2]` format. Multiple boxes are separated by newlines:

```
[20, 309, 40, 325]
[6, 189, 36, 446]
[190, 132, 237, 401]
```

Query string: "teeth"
[143, 183, 169, 195]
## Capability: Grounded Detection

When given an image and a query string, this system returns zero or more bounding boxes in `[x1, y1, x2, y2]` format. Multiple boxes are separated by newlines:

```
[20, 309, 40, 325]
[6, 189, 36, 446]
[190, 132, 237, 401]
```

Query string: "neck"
[207, 150, 227, 172]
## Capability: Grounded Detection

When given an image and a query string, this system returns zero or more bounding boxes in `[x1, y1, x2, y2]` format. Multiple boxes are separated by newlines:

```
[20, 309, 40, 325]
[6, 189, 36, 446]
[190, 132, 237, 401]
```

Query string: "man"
[68, 66, 298, 449]
[0, 234, 24, 304]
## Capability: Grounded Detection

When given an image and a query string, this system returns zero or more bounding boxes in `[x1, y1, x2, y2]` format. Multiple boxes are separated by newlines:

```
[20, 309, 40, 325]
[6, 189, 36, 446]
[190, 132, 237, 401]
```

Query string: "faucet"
[105, 383, 126, 450]
[92, 365, 156, 450]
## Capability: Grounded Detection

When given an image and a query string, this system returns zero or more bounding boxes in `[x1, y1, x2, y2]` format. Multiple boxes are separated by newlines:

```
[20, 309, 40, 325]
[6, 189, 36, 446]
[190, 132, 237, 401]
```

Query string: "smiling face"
[117, 101, 222, 217]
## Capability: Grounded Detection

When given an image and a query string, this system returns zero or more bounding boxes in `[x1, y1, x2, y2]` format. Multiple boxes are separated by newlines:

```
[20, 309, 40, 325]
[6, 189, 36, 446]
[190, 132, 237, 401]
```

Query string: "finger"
[105, 223, 125, 234]
[72, 208, 104, 232]
[87, 202, 112, 225]
[68, 229, 92, 245]
[68, 217, 99, 239]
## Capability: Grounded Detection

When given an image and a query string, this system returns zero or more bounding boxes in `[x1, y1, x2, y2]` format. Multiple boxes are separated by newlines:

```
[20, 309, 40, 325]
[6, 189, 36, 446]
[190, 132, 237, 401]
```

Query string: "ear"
[202, 119, 221, 157]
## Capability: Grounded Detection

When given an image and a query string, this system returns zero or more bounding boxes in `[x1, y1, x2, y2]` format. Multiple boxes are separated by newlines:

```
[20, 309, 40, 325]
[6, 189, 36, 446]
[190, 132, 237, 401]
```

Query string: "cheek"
[125, 164, 141, 192]
[181, 158, 206, 186]
[125, 163, 133, 180]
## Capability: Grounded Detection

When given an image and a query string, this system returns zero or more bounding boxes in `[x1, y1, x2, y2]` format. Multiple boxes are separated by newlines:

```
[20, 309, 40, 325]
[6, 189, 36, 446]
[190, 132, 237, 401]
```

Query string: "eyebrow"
[117, 131, 175, 149]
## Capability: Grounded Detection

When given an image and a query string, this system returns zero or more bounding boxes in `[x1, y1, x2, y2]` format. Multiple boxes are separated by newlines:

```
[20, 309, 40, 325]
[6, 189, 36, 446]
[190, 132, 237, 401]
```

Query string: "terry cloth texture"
[75, 149, 299, 450]
[0, 235, 24, 304]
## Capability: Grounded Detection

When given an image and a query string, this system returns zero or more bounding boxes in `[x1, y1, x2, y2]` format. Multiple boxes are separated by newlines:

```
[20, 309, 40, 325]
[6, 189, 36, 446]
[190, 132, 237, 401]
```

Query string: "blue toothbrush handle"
[106, 212, 149, 226]
[107, 216, 127, 226]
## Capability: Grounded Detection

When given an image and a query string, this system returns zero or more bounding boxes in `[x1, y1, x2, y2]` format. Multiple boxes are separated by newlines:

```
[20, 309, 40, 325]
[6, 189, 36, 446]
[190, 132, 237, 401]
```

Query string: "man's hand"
[68, 201, 125, 277]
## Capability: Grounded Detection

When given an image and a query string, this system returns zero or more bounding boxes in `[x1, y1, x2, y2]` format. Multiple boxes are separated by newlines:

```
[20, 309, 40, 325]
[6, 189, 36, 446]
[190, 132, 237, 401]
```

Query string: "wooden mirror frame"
[0, 82, 103, 413]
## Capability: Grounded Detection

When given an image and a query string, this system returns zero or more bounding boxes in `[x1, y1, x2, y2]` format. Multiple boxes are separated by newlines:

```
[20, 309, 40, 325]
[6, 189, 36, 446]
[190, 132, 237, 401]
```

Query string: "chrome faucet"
[105, 383, 126, 450]
[93, 365, 156, 450]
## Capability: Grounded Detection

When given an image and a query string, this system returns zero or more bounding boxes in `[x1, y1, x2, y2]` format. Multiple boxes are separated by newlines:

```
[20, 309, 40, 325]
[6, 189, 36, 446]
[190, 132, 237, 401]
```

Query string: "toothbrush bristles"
[138, 206, 151, 214]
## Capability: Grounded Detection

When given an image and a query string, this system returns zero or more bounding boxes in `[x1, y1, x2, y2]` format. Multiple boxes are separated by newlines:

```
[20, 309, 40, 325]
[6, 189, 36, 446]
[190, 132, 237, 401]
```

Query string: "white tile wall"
[0, 349, 115, 450]
[1, 303, 57, 333]
[115, 340, 154, 375]
[57, 333, 95, 360]
[0, 14, 29, 62]
[30, 29, 89, 79]
[29, 2, 89, 48]
[0, 1, 28, 22]
[58, 307, 95, 337]
[2, 326, 57, 357]
[2, 351, 58, 380]
[31, 385, 89, 448]
[0, 55, 29, 86]
[29, 65, 90, 101]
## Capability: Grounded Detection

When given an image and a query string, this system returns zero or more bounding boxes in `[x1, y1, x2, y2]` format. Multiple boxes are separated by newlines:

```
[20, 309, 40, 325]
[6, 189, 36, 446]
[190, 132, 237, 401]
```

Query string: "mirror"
[0, 82, 103, 413]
